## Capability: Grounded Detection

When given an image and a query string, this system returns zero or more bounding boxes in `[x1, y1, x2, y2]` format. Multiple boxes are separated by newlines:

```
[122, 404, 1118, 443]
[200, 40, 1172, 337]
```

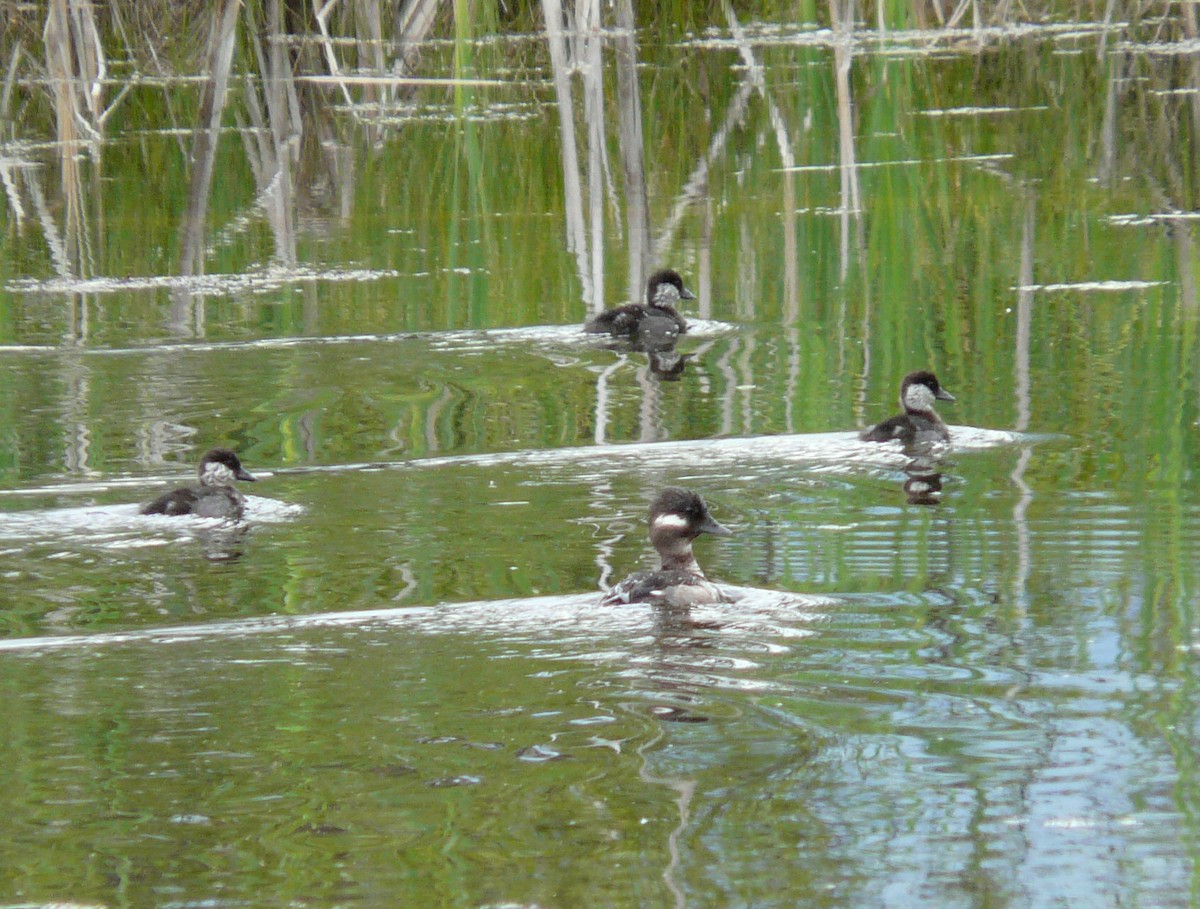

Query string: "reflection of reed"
[1176, 218, 1196, 316]
[542, 0, 595, 306]
[655, 80, 753, 263]
[715, 336, 738, 437]
[178, 0, 240, 279]
[829, 0, 864, 280]
[43, 0, 110, 142]
[1, 41, 23, 128]
[1015, 193, 1034, 433]
[314, 0, 367, 111]
[1011, 191, 1035, 607]
[172, 0, 240, 336]
[241, 0, 300, 267]
[721, 1, 800, 323]
[542, 0, 659, 309]
[61, 354, 93, 475]
[593, 356, 626, 445]
[40, 0, 131, 356]
[635, 361, 668, 443]
[580, 0, 607, 310]
[614, 0, 651, 300]
[42, 0, 128, 285]
[1097, 52, 1121, 185]
[636, 723, 693, 909]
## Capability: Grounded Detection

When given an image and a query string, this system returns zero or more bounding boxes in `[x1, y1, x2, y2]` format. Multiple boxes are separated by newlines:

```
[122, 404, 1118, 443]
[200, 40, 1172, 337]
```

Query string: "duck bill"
[236, 468, 257, 482]
[681, 286, 697, 301]
[699, 516, 732, 537]
[935, 388, 956, 402]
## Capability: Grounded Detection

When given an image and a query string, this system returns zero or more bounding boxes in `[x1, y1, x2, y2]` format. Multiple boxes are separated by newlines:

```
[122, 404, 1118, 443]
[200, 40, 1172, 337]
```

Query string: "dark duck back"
[861, 370, 955, 445]
[140, 448, 256, 520]
[585, 269, 695, 339]
[601, 487, 733, 608]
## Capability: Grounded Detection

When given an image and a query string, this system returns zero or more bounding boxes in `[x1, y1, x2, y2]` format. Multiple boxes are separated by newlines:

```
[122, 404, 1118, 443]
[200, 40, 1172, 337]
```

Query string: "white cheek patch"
[652, 513, 690, 531]
[202, 463, 236, 485]
[904, 384, 936, 411]
[653, 284, 681, 306]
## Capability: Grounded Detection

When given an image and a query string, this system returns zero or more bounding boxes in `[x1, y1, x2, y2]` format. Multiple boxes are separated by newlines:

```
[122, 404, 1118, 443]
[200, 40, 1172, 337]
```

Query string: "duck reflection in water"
[589, 271, 698, 381]
[902, 459, 944, 506]
[635, 304, 695, 379]
[646, 345, 691, 380]
[199, 523, 251, 563]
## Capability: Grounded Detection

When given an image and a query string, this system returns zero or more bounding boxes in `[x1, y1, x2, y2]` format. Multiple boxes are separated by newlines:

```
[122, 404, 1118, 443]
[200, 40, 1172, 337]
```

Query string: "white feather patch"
[652, 513, 689, 530]
[903, 383, 936, 411]
[653, 284, 681, 306]
[202, 463, 236, 486]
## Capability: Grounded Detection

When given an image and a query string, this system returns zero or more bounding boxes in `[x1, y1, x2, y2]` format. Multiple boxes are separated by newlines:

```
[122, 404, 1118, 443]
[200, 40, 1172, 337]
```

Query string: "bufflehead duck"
[601, 487, 733, 608]
[861, 370, 956, 445]
[140, 448, 256, 520]
[584, 269, 695, 339]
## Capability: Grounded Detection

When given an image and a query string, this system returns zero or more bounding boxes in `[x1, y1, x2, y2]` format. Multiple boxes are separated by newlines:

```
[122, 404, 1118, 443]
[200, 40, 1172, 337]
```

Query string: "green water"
[1, 4, 1198, 907]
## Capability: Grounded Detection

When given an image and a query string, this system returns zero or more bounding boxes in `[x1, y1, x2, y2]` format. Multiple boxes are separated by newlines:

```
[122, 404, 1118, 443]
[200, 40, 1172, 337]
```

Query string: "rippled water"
[2, 5, 1199, 908]
[4, 417, 1195, 906]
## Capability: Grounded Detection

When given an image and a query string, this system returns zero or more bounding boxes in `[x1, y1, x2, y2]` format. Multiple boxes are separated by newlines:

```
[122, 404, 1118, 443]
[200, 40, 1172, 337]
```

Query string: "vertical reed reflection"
[636, 363, 666, 443]
[1011, 191, 1036, 607]
[0, 40, 22, 129]
[1014, 195, 1034, 435]
[656, 78, 752, 263]
[593, 357, 625, 445]
[830, 0, 864, 280]
[178, 0, 240, 280]
[42, 0, 123, 287]
[172, 0, 239, 336]
[614, 0, 651, 299]
[1097, 52, 1121, 186]
[312, 0, 359, 111]
[1176, 219, 1196, 316]
[542, 0, 594, 307]
[723, 0, 799, 328]
[61, 354, 92, 476]
[636, 724, 693, 909]
[39, 0, 118, 472]
[241, 0, 299, 267]
[580, 0, 607, 309]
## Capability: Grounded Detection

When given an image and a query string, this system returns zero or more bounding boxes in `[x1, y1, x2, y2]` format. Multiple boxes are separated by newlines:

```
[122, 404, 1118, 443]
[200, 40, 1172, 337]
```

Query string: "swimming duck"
[861, 370, 955, 445]
[140, 448, 256, 520]
[584, 269, 695, 339]
[601, 487, 733, 608]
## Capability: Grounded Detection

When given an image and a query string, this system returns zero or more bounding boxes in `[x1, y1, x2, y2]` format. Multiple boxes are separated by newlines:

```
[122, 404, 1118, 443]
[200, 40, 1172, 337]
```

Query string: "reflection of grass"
[0, 8, 1197, 474]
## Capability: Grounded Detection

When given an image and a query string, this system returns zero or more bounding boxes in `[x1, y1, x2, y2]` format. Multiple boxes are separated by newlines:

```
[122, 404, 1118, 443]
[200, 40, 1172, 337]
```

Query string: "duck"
[601, 486, 733, 608]
[584, 268, 695, 340]
[140, 448, 256, 520]
[861, 370, 955, 445]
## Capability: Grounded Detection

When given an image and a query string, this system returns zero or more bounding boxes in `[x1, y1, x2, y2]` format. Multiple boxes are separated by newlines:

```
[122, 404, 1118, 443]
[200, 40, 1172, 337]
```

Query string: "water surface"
[1, 4, 1198, 907]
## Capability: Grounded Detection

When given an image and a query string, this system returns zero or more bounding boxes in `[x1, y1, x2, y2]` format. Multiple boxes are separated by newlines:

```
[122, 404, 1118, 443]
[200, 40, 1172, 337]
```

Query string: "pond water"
[1, 3, 1198, 907]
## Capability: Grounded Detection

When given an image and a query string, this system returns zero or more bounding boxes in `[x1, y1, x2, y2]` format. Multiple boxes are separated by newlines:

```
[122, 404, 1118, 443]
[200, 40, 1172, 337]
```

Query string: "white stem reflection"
[542, 0, 594, 306]
[614, 0, 651, 299]
[580, 0, 607, 310]
[593, 356, 626, 445]
[830, 2, 864, 281]
[1011, 190, 1036, 609]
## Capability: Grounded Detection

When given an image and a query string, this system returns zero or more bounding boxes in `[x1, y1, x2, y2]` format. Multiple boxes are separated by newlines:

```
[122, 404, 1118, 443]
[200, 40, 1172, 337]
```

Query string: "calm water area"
[1, 2, 1199, 907]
